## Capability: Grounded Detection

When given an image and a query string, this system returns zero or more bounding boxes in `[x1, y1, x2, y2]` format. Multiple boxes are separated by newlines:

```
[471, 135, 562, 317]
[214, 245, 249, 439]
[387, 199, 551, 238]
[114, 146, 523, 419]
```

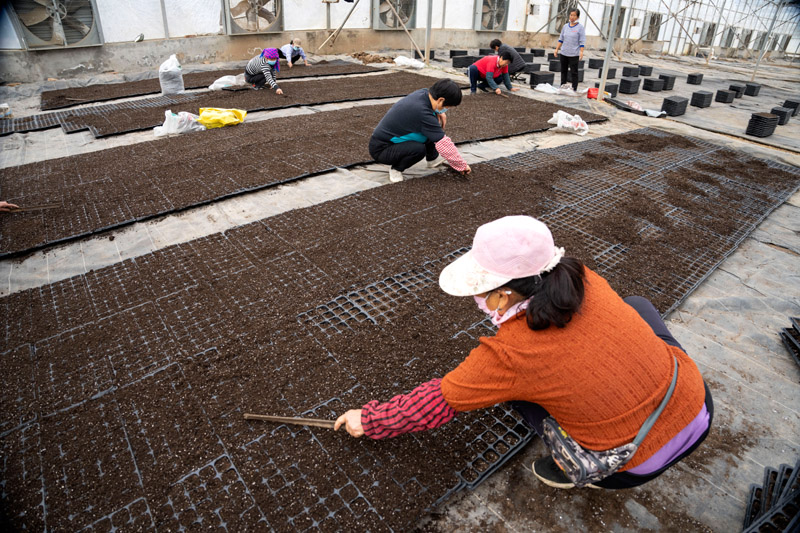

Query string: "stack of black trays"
[661, 96, 689, 116]
[619, 77, 641, 94]
[601, 68, 617, 79]
[687, 72, 703, 85]
[622, 66, 639, 77]
[547, 52, 556, 61]
[638, 65, 653, 76]
[715, 89, 735, 103]
[549, 60, 561, 72]
[531, 48, 546, 57]
[452, 55, 476, 68]
[691, 90, 713, 108]
[577, 60, 585, 69]
[643, 78, 665, 92]
[588, 58, 603, 68]
[567, 69, 585, 83]
[450, 50, 468, 57]
[514, 47, 526, 52]
[523, 63, 541, 73]
[518, 53, 534, 62]
[782, 98, 800, 116]
[745, 82, 761, 96]
[745, 112, 778, 137]
[479, 48, 495, 55]
[530, 71, 555, 85]
[741, 460, 800, 532]
[414, 49, 435, 60]
[658, 74, 676, 90]
[729, 83, 746, 98]
[595, 82, 619, 98]
[770, 106, 792, 125]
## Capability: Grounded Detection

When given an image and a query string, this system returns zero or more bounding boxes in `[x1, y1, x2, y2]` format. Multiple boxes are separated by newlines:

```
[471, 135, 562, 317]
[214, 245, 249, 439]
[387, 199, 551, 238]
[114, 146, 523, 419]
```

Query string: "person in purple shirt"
[555, 8, 586, 90]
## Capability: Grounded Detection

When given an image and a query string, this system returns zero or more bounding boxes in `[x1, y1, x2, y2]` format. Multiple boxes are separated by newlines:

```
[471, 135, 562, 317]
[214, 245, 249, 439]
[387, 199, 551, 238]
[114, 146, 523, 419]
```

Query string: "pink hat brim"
[438, 250, 512, 297]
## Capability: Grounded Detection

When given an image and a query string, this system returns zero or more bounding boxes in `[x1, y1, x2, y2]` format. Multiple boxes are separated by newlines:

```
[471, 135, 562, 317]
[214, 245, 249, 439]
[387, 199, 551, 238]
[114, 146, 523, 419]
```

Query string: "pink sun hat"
[438, 215, 565, 296]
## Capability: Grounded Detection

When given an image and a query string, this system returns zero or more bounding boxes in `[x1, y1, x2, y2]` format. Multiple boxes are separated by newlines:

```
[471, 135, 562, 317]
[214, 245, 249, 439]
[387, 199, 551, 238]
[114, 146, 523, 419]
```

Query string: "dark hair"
[569, 8, 580, 17]
[502, 257, 586, 330]
[429, 78, 462, 107]
[490, 39, 502, 50]
[499, 50, 513, 61]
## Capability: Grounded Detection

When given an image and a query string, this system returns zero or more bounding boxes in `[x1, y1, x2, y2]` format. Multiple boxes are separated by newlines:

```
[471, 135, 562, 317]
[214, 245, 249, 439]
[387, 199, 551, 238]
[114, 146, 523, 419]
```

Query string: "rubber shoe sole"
[531, 458, 602, 489]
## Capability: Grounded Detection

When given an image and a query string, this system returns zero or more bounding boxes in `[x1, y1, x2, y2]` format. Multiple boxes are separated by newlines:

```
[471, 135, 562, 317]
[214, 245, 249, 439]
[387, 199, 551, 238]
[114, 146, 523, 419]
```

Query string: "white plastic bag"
[0, 103, 10, 118]
[153, 110, 206, 137]
[158, 54, 184, 95]
[547, 110, 589, 136]
[209, 74, 245, 91]
[393, 55, 425, 69]
[534, 83, 560, 94]
[625, 100, 644, 111]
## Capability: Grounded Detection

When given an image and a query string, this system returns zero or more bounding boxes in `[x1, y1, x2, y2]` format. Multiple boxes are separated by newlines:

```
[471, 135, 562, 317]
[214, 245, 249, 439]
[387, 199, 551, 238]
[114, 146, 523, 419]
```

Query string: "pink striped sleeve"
[434, 136, 468, 172]
[361, 378, 458, 439]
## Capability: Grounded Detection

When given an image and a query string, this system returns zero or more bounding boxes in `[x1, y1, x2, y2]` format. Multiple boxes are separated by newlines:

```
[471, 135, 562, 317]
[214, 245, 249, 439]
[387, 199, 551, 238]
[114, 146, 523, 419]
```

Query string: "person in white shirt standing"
[554, 9, 586, 91]
[278, 38, 310, 68]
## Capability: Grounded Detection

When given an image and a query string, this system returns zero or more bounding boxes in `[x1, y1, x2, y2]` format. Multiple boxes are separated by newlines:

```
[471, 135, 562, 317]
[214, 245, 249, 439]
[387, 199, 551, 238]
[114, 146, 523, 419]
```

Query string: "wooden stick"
[243, 413, 336, 429]
[384, 1, 425, 61]
[316, 0, 361, 51]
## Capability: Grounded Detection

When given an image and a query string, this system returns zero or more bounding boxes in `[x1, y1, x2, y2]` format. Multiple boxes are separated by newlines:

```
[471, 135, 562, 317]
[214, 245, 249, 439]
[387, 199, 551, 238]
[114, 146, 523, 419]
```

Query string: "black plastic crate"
[452, 55, 476, 68]
[600, 67, 617, 79]
[523, 63, 541, 73]
[547, 52, 556, 61]
[449, 49, 468, 57]
[783, 98, 800, 116]
[691, 90, 713, 108]
[745, 112, 778, 138]
[622, 66, 639, 77]
[619, 77, 641, 94]
[638, 65, 653, 76]
[745, 82, 761, 96]
[514, 46, 526, 52]
[531, 48, 545, 57]
[588, 58, 603, 69]
[729, 83, 746, 98]
[530, 71, 555, 86]
[661, 96, 688, 116]
[577, 60, 585, 69]
[715, 89, 735, 103]
[519, 52, 534, 62]
[782, 328, 800, 367]
[770, 106, 792, 125]
[567, 69, 584, 83]
[595, 82, 618, 98]
[478, 48, 495, 55]
[549, 59, 561, 72]
[658, 74, 676, 90]
[643, 78, 664, 92]
[687, 72, 703, 85]
[414, 49, 435, 60]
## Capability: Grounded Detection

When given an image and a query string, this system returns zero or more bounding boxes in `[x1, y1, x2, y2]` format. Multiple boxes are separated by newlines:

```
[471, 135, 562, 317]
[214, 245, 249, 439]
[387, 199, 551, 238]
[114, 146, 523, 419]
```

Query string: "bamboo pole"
[385, 0, 426, 60]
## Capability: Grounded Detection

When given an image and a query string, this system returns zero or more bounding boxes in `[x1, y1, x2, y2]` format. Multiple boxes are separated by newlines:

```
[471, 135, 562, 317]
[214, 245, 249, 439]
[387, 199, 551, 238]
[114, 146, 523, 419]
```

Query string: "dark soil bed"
[40, 60, 380, 110]
[1, 128, 798, 531]
[0, 93, 606, 257]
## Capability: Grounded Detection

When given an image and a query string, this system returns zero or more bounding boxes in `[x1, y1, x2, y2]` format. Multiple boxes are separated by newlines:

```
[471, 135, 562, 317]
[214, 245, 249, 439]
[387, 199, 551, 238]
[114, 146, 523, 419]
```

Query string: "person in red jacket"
[335, 215, 712, 490]
[468, 52, 521, 95]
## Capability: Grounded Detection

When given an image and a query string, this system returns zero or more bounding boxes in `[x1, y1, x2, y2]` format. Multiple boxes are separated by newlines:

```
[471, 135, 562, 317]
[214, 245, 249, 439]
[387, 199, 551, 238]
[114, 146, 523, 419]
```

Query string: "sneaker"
[389, 168, 404, 182]
[531, 457, 603, 489]
[531, 457, 575, 489]
[426, 156, 446, 168]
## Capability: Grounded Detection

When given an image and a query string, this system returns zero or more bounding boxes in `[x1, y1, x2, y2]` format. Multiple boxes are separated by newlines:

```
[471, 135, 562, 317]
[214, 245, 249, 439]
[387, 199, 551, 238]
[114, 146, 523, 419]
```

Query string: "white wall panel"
[284, 0, 327, 31]
[95, 0, 166, 42]
[444, 0, 473, 29]
[165, 0, 222, 37]
[329, 0, 371, 29]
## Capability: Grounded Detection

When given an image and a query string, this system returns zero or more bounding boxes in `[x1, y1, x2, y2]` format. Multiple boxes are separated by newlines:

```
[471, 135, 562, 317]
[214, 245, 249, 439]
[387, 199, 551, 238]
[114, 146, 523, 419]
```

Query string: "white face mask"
[474, 290, 512, 326]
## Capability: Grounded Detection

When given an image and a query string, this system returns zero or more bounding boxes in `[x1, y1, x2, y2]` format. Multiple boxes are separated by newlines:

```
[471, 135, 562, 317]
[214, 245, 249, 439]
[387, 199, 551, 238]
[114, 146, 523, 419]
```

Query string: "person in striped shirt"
[335, 216, 712, 490]
[244, 48, 284, 95]
[368, 78, 470, 183]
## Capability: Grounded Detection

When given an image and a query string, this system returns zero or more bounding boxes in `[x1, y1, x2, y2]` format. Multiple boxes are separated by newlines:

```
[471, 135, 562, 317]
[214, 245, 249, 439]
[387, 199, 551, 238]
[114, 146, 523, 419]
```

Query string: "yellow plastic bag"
[197, 107, 247, 128]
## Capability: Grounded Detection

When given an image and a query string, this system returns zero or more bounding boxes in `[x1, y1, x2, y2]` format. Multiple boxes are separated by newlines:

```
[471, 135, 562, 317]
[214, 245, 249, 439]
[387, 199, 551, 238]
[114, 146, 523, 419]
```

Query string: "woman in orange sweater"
[335, 215, 712, 489]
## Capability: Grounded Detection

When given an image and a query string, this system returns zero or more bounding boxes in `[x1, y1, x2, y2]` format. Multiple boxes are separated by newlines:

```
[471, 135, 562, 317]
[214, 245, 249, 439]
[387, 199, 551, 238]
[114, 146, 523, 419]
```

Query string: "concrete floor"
[1, 50, 799, 532]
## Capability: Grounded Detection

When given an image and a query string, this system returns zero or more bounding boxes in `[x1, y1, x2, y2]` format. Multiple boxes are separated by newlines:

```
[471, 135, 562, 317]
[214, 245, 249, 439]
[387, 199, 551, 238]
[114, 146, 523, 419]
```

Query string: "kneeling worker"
[468, 51, 521, 95]
[368, 79, 471, 183]
[245, 48, 284, 95]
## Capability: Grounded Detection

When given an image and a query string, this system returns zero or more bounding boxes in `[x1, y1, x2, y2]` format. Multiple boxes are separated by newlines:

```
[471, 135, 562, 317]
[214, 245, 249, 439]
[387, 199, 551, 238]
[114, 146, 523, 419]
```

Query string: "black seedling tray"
[780, 329, 800, 368]
[744, 483, 764, 529]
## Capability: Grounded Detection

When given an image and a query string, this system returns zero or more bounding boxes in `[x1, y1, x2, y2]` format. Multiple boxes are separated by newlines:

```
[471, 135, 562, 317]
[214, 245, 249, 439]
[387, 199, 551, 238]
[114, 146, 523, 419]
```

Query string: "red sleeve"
[361, 378, 458, 439]
[434, 135, 468, 171]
